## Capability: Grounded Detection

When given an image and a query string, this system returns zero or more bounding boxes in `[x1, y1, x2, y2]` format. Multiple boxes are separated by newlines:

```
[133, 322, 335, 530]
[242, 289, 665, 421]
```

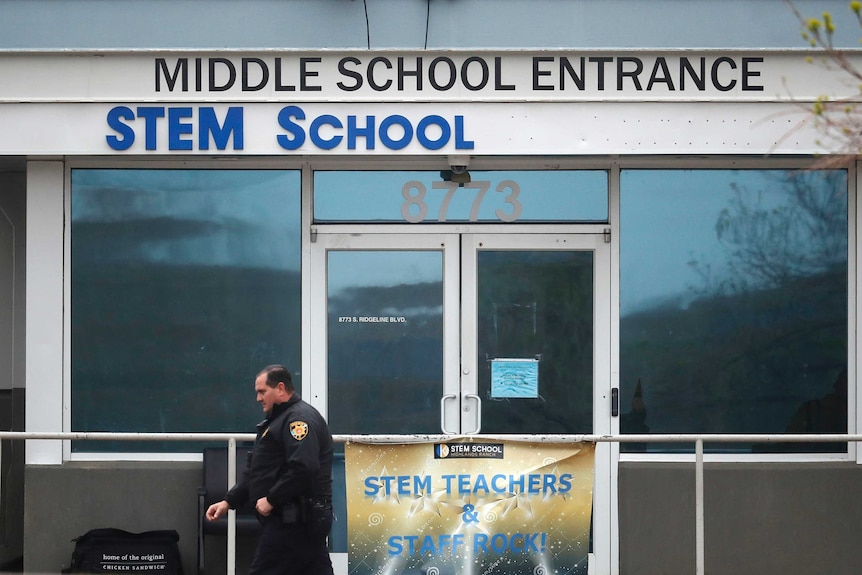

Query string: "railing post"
[695, 438, 704, 575]
[227, 437, 237, 575]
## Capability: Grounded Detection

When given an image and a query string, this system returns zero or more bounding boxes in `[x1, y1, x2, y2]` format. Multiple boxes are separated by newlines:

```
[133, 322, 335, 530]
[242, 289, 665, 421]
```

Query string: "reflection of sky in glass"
[314, 170, 607, 222]
[71, 169, 301, 270]
[620, 169, 847, 316]
[327, 250, 441, 297]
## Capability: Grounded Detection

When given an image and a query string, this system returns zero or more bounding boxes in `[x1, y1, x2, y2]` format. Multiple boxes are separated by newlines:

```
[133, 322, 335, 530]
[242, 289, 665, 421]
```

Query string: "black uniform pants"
[249, 512, 333, 575]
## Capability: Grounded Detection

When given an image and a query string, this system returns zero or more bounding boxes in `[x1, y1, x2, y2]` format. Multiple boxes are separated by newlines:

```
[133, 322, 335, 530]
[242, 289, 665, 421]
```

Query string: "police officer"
[206, 364, 334, 575]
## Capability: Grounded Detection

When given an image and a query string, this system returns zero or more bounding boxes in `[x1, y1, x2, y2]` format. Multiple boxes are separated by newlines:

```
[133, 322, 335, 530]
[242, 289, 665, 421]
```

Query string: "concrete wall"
[619, 462, 862, 575]
[23, 462, 261, 575]
[19, 462, 862, 574]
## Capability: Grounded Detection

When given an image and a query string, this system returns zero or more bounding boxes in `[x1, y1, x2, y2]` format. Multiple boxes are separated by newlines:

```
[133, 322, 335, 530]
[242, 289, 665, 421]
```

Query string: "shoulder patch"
[289, 421, 309, 441]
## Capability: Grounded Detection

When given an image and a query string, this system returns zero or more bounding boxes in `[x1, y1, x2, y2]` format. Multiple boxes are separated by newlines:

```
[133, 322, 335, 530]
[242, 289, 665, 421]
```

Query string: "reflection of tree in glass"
[704, 171, 845, 439]
[709, 171, 847, 292]
[622, 170, 848, 449]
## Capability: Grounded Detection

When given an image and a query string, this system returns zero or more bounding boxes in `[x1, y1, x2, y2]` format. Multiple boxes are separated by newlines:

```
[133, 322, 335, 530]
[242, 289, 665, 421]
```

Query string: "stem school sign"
[344, 440, 595, 575]
[1, 51, 848, 156]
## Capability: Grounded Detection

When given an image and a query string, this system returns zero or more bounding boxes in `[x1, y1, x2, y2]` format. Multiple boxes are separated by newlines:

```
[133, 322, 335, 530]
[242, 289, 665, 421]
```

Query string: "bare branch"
[786, 0, 862, 164]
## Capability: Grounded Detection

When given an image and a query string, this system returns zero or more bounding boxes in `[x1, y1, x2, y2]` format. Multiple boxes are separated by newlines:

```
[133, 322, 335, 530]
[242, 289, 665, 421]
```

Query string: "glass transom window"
[313, 170, 608, 223]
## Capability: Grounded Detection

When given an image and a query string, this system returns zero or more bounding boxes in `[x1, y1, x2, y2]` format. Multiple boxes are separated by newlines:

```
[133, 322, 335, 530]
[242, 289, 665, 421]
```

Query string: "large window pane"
[71, 169, 301, 452]
[620, 169, 848, 453]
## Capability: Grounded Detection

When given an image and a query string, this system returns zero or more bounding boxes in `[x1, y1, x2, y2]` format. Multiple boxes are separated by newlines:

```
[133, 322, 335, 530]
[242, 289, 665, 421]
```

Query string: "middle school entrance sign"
[345, 439, 595, 575]
[0, 50, 854, 156]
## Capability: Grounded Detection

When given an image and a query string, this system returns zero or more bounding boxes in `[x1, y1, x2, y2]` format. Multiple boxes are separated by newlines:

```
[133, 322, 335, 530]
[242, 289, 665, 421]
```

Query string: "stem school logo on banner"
[344, 440, 595, 575]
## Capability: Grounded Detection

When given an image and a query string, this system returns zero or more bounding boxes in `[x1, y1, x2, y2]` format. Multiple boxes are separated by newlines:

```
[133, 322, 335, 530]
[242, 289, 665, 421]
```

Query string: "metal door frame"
[460, 232, 614, 574]
[309, 232, 462, 429]
[309, 230, 615, 575]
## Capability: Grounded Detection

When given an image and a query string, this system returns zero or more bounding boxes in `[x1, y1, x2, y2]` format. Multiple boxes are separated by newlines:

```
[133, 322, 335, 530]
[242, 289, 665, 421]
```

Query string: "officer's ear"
[276, 381, 288, 395]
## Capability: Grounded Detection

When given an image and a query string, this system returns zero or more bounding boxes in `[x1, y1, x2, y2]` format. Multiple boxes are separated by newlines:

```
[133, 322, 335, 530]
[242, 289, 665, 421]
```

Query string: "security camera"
[448, 155, 470, 174]
[440, 154, 472, 186]
[450, 164, 468, 175]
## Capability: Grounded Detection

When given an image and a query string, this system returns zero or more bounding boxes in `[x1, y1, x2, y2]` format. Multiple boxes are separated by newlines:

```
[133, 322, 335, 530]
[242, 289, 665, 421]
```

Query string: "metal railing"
[2, 431, 860, 575]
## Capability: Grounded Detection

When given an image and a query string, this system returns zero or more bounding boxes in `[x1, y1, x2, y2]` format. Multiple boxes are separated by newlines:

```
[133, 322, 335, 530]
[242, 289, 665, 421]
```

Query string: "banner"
[345, 439, 595, 575]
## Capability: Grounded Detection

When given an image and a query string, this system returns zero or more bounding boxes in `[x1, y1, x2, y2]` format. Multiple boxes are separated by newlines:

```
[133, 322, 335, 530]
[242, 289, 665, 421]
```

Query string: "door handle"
[464, 394, 481, 434]
[440, 394, 457, 434]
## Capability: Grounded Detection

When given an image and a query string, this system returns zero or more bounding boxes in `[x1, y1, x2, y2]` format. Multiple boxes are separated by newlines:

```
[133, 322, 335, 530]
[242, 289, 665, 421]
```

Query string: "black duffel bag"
[63, 528, 183, 574]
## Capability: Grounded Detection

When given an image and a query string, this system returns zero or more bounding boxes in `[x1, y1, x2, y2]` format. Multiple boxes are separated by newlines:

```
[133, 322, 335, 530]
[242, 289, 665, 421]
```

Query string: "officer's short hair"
[259, 364, 295, 392]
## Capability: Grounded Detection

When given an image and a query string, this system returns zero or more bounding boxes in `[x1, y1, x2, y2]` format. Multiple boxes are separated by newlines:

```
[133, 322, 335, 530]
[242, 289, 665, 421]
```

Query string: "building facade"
[1, 1, 861, 574]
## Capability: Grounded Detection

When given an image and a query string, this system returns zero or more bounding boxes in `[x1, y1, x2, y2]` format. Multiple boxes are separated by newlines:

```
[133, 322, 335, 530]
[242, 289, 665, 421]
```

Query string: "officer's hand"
[255, 497, 274, 517]
[206, 500, 229, 521]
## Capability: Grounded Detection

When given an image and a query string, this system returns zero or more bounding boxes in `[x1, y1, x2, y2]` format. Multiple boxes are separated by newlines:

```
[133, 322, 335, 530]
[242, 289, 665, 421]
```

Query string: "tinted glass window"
[620, 169, 848, 453]
[326, 250, 444, 435]
[71, 169, 301, 451]
[477, 250, 594, 434]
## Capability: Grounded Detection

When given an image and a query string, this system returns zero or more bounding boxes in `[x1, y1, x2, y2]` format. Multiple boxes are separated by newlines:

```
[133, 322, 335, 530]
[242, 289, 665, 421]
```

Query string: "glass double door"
[310, 231, 615, 573]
